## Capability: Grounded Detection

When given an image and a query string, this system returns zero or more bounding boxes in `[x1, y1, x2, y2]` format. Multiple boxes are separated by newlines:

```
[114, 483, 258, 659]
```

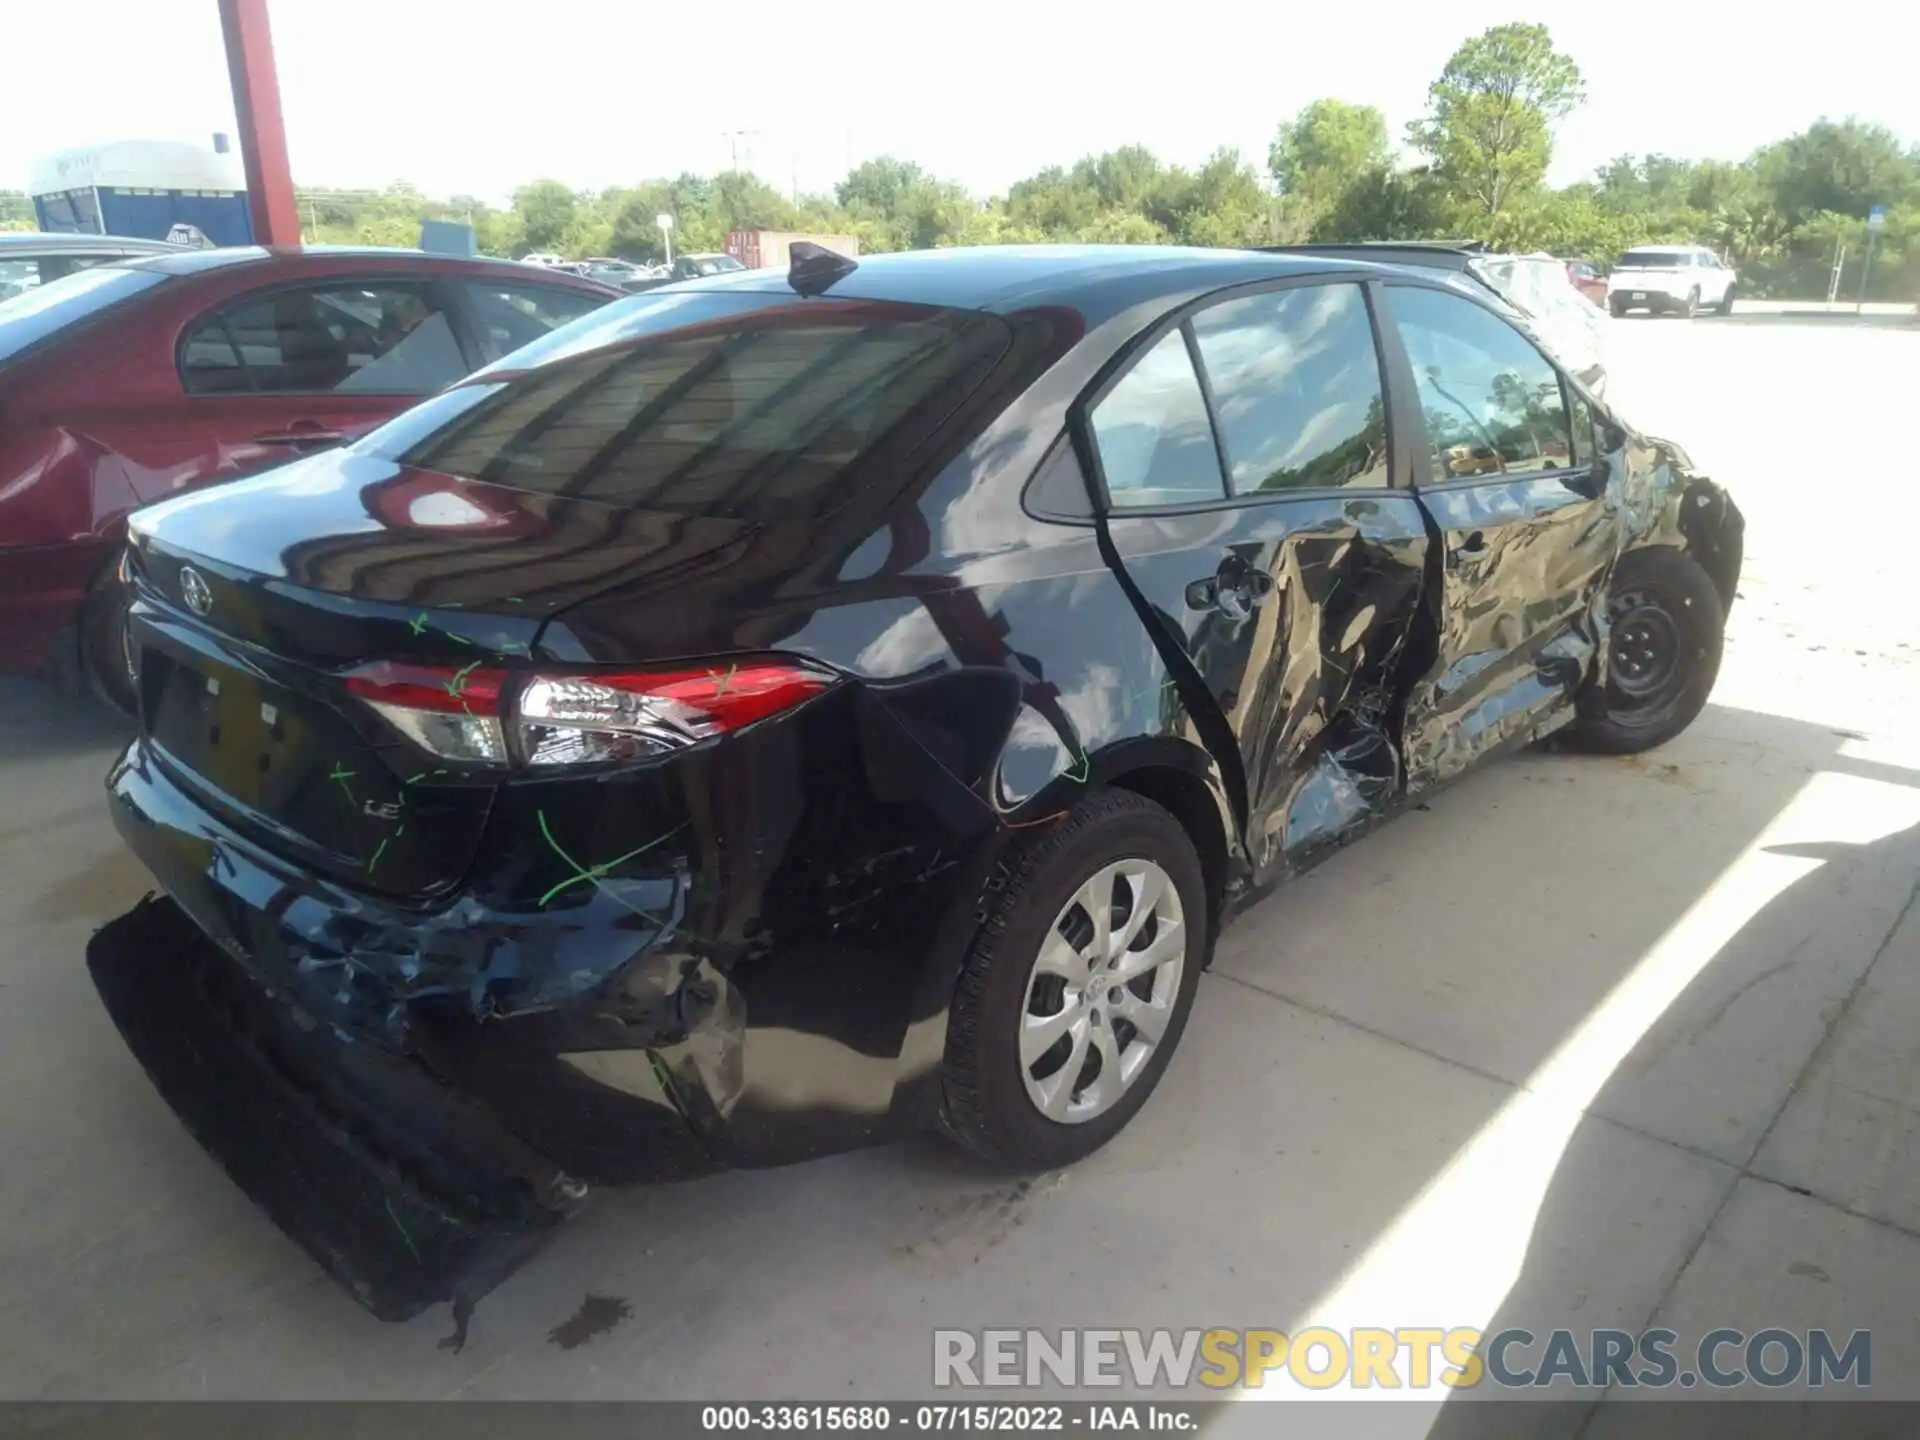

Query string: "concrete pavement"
[1, 316, 1917, 1434]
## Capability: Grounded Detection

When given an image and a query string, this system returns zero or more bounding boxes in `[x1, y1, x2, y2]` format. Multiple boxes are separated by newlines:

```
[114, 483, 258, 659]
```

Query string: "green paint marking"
[408, 612, 430, 636]
[383, 1199, 422, 1262]
[1063, 745, 1091, 785]
[445, 660, 483, 700]
[708, 662, 739, 697]
[328, 763, 356, 803]
[446, 631, 473, 646]
[505, 597, 525, 604]
[404, 771, 429, 787]
[367, 836, 391, 874]
[535, 809, 683, 919]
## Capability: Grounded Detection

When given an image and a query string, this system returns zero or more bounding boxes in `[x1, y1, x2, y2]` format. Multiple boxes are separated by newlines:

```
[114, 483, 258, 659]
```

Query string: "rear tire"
[1682, 287, 1701, 319]
[940, 789, 1206, 1169]
[80, 570, 138, 716]
[1608, 297, 1627, 318]
[1567, 547, 1723, 755]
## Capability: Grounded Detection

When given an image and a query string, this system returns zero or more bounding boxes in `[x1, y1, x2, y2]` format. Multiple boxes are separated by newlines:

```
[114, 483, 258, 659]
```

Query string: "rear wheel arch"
[1105, 760, 1231, 961]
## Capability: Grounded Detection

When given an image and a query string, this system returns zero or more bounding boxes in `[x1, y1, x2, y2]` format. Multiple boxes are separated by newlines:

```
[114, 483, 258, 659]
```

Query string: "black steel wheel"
[1567, 547, 1724, 754]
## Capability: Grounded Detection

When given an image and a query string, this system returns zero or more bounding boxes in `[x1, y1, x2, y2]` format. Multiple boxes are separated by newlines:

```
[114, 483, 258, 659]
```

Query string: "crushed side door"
[1380, 281, 1624, 791]
[1085, 278, 1432, 880]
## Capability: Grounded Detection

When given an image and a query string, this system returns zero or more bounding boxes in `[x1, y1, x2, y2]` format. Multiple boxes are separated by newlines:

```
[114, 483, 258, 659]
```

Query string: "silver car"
[0, 231, 179, 301]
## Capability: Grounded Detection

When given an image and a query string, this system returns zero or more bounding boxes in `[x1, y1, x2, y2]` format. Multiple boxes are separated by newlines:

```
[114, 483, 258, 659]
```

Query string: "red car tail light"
[516, 661, 834, 768]
[344, 661, 510, 764]
[343, 658, 833, 768]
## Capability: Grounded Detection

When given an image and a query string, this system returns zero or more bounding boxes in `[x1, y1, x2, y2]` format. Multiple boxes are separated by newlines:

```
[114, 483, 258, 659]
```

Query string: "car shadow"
[3, 683, 1909, 1409]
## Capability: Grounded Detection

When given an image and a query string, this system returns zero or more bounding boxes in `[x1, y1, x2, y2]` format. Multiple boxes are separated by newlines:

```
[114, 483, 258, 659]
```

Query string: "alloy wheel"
[1019, 858, 1187, 1125]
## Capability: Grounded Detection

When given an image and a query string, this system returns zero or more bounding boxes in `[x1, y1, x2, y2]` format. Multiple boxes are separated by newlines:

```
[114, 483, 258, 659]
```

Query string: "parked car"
[88, 243, 1743, 1321]
[519, 251, 564, 268]
[580, 257, 644, 287]
[1607, 246, 1737, 317]
[622, 251, 752, 293]
[1271, 242, 1610, 397]
[1562, 257, 1608, 306]
[0, 231, 178, 300]
[0, 246, 619, 711]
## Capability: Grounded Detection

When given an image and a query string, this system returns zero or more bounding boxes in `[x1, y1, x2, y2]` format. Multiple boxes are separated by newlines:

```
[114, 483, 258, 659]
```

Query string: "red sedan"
[1563, 258, 1608, 306]
[0, 246, 618, 709]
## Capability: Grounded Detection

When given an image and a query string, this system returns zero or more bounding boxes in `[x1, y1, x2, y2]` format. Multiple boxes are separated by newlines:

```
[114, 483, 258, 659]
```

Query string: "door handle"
[255, 425, 345, 448]
[1450, 530, 1488, 562]
[1185, 563, 1273, 619]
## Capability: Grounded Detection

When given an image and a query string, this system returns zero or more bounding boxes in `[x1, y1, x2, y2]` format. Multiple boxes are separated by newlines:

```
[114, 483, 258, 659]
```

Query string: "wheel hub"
[1019, 857, 1187, 1125]
[1608, 589, 1682, 701]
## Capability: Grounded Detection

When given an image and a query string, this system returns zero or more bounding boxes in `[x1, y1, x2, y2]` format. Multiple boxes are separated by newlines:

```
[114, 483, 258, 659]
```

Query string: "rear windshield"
[1614, 250, 1688, 269]
[0, 264, 166, 363]
[379, 290, 1010, 522]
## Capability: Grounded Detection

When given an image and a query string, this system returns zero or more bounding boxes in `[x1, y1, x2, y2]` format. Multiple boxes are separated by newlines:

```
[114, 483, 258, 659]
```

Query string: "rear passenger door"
[137, 277, 477, 504]
[1085, 278, 1432, 879]
[1381, 282, 1618, 789]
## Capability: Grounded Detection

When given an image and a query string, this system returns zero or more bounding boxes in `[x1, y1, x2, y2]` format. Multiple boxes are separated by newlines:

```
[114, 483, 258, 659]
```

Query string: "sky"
[5, 0, 1916, 207]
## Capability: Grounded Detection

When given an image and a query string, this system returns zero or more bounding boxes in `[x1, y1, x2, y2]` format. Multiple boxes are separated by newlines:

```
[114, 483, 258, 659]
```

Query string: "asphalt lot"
[2, 310, 1918, 1431]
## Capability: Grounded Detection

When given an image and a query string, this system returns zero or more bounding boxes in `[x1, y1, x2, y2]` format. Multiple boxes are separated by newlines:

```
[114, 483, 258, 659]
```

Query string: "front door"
[1088, 278, 1432, 880]
[1381, 281, 1619, 790]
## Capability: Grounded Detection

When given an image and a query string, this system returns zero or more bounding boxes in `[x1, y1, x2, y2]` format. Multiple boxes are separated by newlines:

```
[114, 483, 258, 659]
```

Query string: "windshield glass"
[369, 291, 1011, 522]
[1614, 250, 1686, 269]
[0, 264, 166, 363]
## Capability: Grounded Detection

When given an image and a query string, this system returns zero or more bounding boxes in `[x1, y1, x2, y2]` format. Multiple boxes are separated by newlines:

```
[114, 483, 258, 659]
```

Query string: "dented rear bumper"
[86, 894, 579, 1322]
[93, 681, 1007, 1315]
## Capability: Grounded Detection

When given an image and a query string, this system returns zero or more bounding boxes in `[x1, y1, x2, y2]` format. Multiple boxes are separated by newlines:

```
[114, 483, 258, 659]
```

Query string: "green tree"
[0, 190, 35, 231]
[1409, 22, 1585, 218]
[1317, 165, 1452, 242]
[512, 179, 581, 253]
[1173, 148, 1274, 247]
[1754, 119, 1918, 225]
[1269, 100, 1390, 229]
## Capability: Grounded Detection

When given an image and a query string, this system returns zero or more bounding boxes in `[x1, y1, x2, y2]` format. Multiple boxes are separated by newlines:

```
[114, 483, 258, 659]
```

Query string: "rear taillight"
[344, 661, 510, 764]
[344, 658, 833, 767]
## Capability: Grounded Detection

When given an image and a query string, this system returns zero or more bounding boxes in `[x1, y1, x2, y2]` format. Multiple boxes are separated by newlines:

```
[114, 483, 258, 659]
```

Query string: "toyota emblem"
[179, 566, 214, 617]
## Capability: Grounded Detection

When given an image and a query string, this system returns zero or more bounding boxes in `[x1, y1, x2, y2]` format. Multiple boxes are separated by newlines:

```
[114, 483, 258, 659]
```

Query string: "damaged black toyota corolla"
[89, 243, 1742, 1324]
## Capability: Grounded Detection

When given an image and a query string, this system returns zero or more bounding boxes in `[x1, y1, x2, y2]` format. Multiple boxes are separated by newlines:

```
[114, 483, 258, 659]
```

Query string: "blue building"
[29, 140, 253, 246]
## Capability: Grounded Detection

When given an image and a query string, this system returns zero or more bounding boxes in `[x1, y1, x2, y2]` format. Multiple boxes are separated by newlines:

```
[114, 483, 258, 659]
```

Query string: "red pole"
[218, 0, 300, 246]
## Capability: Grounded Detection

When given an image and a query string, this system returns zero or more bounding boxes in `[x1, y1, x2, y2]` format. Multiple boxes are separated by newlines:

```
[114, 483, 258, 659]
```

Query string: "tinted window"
[1089, 328, 1225, 507]
[1568, 387, 1597, 466]
[180, 282, 466, 396]
[1390, 286, 1572, 480]
[393, 298, 1009, 522]
[459, 280, 610, 363]
[1190, 283, 1387, 494]
[0, 253, 116, 302]
[0, 265, 166, 363]
[1614, 250, 1687, 269]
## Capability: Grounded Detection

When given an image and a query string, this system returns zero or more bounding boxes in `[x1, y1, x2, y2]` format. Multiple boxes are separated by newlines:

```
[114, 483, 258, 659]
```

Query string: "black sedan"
[89, 242, 1743, 1323]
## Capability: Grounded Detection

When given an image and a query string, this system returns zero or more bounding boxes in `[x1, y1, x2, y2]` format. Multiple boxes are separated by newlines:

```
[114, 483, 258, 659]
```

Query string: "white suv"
[1607, 245, 1737, 318]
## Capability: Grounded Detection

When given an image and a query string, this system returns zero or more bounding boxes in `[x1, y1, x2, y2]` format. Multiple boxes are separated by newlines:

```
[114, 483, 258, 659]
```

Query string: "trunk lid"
[125, 446, 756, 898]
